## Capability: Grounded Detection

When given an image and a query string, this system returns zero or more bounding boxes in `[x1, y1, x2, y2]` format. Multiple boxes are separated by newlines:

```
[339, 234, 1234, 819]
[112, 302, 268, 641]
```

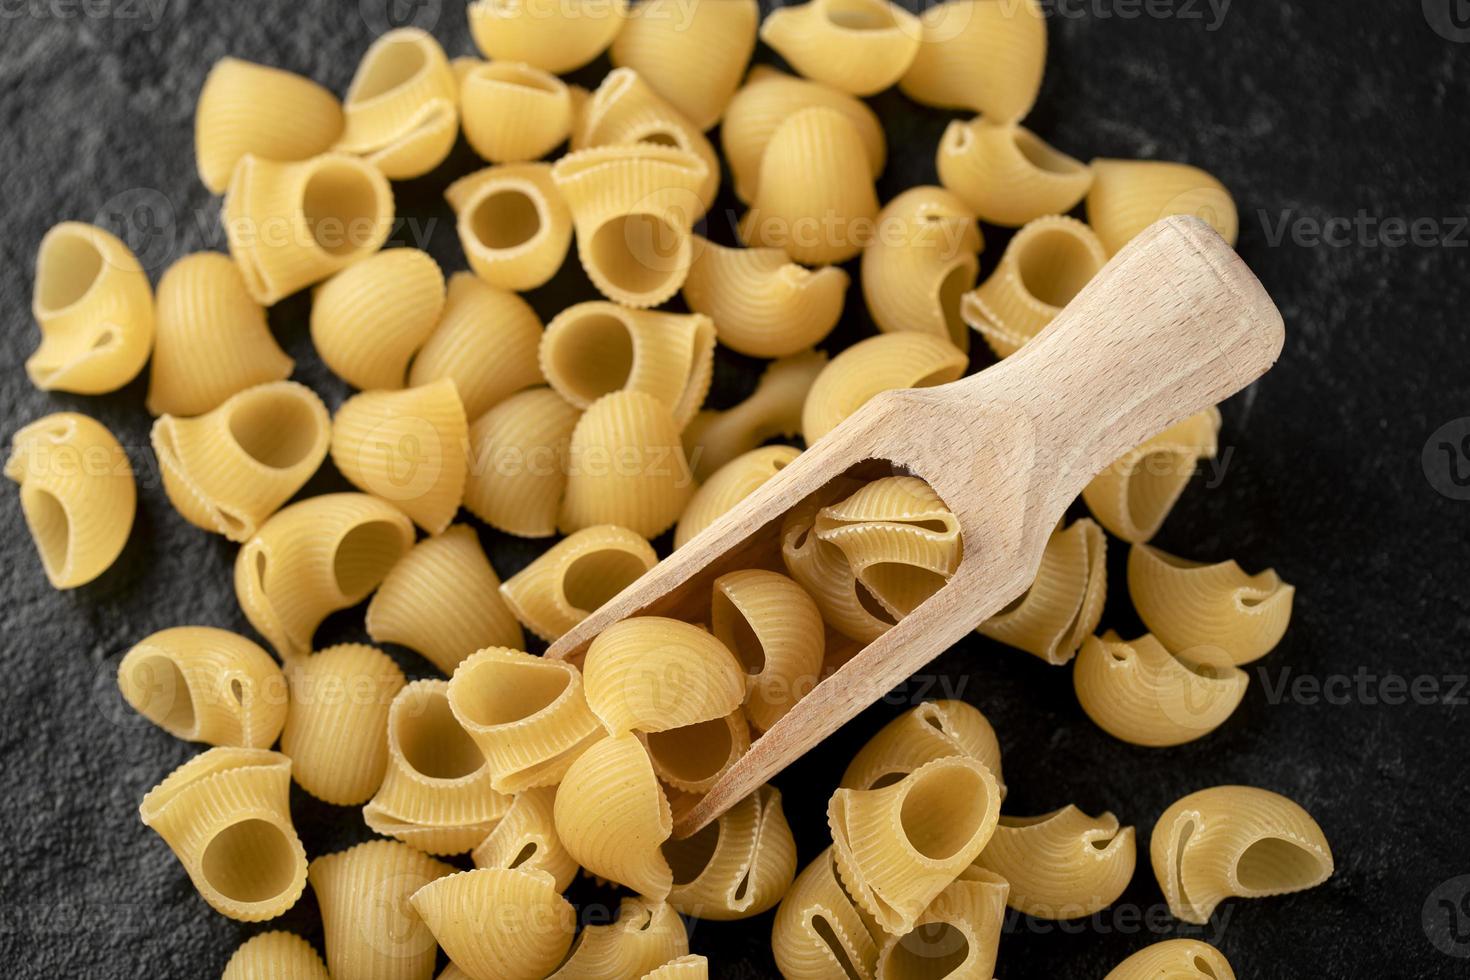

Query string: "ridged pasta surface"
[643, 710, 751, 794]
[1081, 407, 1221, 543]
[978, 517, 1106, 665]
[548, 896, 688, 979]
[311, 247, 446, 391]
[584, 617, 745, 734]
[473, 785, 579, 891]
[222, 930, 331, 980]
[1087, 158, 1238, 255]
[875, 868, 1009, 980]
[336, 28, 458, 180]
[772, 846, 881, 980]
[196, 58, 343, 193]
[460, 59, 572, 164]
[445, 163, 573, 291]
[899, 0, 1047, 120]
[972, 805, 1136, 919]
[411, 867, 576, 980]
[684, 350, 826, 482]
[760, 0, 922, 96]
[675, 445, 801, 550]
[937, 119, 1091, 228]
[711, 569, 825, 732]
[463, 386, 581, 538]
[1102, 939, 1237, 980]
[663, 784, 798, 920]
[781, 478, 893, 644]
[500, 524, 657, 643]
[468, 0, 628, 74]
[802, 334, 966, 444]
[841, 700, 1004, 797]
[610, 0, 758, 130]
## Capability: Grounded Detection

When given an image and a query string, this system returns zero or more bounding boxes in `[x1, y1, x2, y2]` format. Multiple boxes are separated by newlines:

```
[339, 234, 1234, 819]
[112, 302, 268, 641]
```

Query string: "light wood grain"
[548, 216, 1286, 836]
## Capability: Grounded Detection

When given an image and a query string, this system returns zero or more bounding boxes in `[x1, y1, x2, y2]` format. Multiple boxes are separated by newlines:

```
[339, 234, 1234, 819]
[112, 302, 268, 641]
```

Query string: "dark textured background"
[2, 1, 1468, 977]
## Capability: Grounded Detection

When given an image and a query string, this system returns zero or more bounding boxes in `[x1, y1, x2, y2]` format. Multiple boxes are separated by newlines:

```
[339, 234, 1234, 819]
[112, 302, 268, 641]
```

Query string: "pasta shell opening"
[454, 656, 571, 728]
[333, 520, 409, 599]
[302, 159, 391, 258]
[470, 185, 545, 251]
[35, 227, 104, 315]
[1234, 837, 1328, 895]
[350, 32, 431, 104]
[544, 309, 635, 404]
[129, 653, 196, 734]
[564, 548, 646, 614]
[227, 389, 325, 470]
[811, 916, 866, 980]
[665, 821, 720, 887]
[645, 714, 741, 788]
[899, 763, 989, 861]
[201, 817, 300, 904]
[397, 688, 486, 781]
[21, 487, 70, 582]
[825, 0, 907, 31]
[590, 212, 690, 301]
[1017, 224, 1103, 308]
[882, 922, 971, 979]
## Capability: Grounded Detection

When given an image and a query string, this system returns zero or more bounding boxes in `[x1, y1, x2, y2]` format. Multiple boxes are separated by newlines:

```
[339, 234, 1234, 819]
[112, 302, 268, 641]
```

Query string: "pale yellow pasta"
[1150, 785, 1333, 925]
[722, 65, 885, 204]
[1074, 632, 1249, 748]
[460, 59, 573, 164]
[978, 517, 1106, 665]
[1081, 407, 1221, 543]
[542, 303, 714, 431]
[816, 476, 963, 619]
[936, 118, 1092, 228]
[138, 747, 307, 922]
[574, 68, 720, 216]
[233, 493, 414, 660]
[972, 805, 1136, 919]
[548, 896, 688, 979]
[447, 647, 603, 793]
[551, 143, 709, 308]
[500, 525, 657, 643]
[445, 163, 574, 292]
[1087, 158, 1239, 256]
[152, 381, 330, 541]
[830, 756, 1001, 934]
[367, 525, 523, 675]
[330, 378, 468, 534]
[364, 680, 511, 855]
[772, 846, 881, 980]
[409, 272, 545, 420]
[559, 390, 695, 538]
[861, 186, 982, 351]
[584, 617, 745, 735]
[222, 930, 330, 980]
[195, 57, 345, 194]
[875, 868, 1008, 980]
[473, 786, 579, 891]
[682, 236, 847, 358]
[740, 107, 880, 266]
[118, 626, 287, 749]
[336, 28, 458, 180]
[553, 732, 674, 900]
[642, 710, 751, 794]
[1129, 543, 1296, 666]
[281, 643, 405, 806]
[310, 247, 446, 391]
[610, 0, 758, 130]
[801, 333, 966, 445]
[675, 445, 801, 549]
[417, 870, 576, 980]
[27, 222, 153, 393]
[781, 478, 892, 644]
[462, 387, 581, 538]
[840, 700, 1003, 797]
[961, 215, 1108, 358]
[899, 0, 1047, 120]
[309, 840, 454, 980]
[760, 0, 922, 97]
[683, 350, 827, 481]
[1103, 939, 1237, 980]
[711, 569, 825, 732]
[6, 412, 135, 589]
[468, 0, 628, 74]
[223, 152, 394, 305]
[641, 955, 708, 980]
[146, 252, 292, 417]
[663, 784, 797, 920]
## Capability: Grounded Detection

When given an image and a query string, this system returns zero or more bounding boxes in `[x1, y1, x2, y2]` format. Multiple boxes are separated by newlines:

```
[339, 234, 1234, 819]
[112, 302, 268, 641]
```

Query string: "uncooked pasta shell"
[972, 804, 1136, 919]
[310, 247, 445, 391]
[584, 617, 745, 735]
[642, 710, 751, 794]
[139, 747, 307, 922]
[468, 0, 629, 75]
[118, 626, 287, 748]
[684, 350, 826, 482]
[801, 333, 966, 444]
[447, 647, 603, 793]
[146, 252, 292, 417]
[553, 732, 674, 900]
[936, 118, 1091, 228]
[445, 163, 574, 292]
[548, 896, 688, 979]
[875, 868, 1009, 980]
[781, 478, 894, 644]
[223, 152, 394, 305]
[462, 387, 581, 538]
[760, 0, 923, 96]
[772, 846, 881, 980]
[663, 784, 797, 920]
[978, 517, 1106, 665]
[899, 0, 1047, 120]
[610, 0, 758, 130]
[960, 214, 1108, 359]
[560, 390, 695, 539]
[1087, 158, 1238, 256]
[473, 785, 579, 891]
[6, 412, 135, 589]
[722, 65, 885, 204]
[675, 445, 801, 550]
[541, 301, 714, 430]
[152, 380, 330, 541]
[412, 867, 576, 980]
[500, 524, 658, 643]
[367, 524, 523, 675]
[841, 699, 1004, 797]
[222, 930, 330, 980]
[1149, 785, 1333, 925]
[861, 186, 982, 352]
[1128, 543, 1295, 665]
[711, 569, 825, 732]
[1102, 939, 1237, 980]
[641, 954, 708, 979]
[336, 28, 458, 179]
[28, 222, 154, 394]
[460, 60, 573, 164]
[195, 57, 345, 194]
[1080, 407, 1221, 543]
[233, 494, 414, 660]
[330, 378, 468, 534]
[740, 106, 880, 266]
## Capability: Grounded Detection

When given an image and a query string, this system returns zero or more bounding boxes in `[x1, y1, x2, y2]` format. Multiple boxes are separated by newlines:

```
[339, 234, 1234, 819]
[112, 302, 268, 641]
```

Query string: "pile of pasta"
[6, 0, 1328, 977]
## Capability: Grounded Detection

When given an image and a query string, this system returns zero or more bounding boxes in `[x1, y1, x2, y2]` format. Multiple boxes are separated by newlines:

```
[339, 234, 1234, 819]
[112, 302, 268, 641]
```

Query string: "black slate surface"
[2, 1, 1468, 977]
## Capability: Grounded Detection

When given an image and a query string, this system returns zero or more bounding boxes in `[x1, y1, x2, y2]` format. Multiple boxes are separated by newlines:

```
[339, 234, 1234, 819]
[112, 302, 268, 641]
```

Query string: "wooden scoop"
[548, 216, 1286, 836]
